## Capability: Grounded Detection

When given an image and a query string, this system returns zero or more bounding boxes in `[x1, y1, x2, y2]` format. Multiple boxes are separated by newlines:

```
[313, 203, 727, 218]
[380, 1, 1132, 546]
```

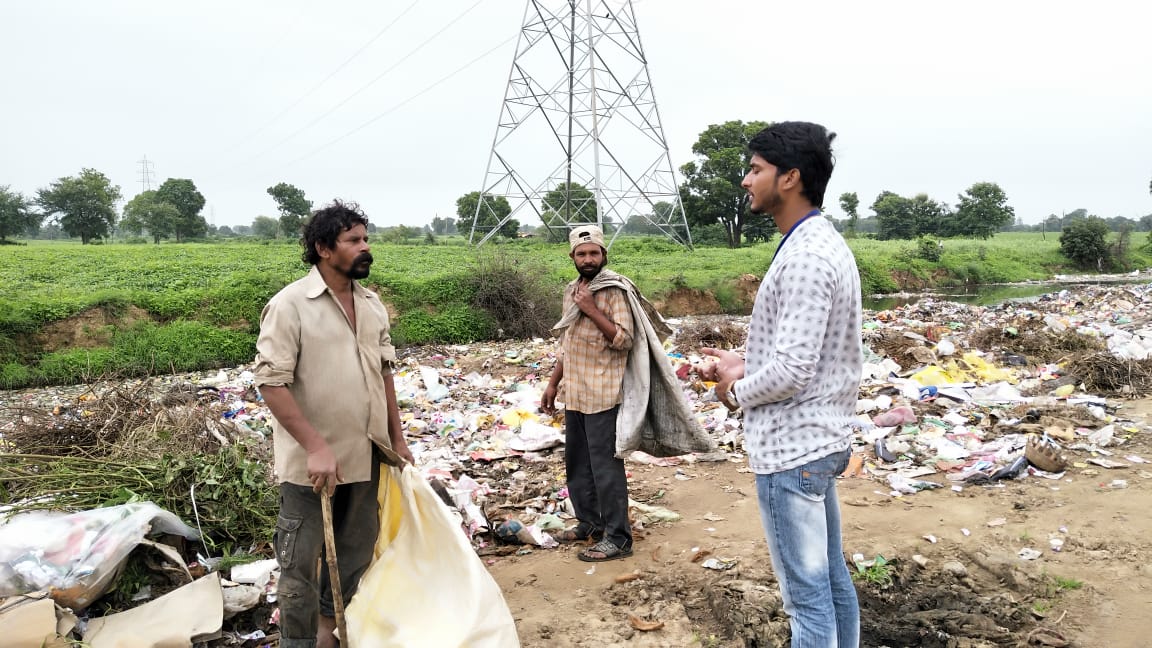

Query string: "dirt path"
[488, 407, 1152, 648]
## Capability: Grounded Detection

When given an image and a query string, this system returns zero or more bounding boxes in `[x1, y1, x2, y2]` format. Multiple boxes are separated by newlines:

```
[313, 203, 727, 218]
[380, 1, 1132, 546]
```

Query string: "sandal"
[578, 539, 633, 562]
[550, 526, 603, 543]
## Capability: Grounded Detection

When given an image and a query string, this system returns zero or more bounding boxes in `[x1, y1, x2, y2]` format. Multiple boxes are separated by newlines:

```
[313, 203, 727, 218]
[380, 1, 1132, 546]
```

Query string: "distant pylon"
[137, 156, 155, 192]
[470, 0, 691, 248]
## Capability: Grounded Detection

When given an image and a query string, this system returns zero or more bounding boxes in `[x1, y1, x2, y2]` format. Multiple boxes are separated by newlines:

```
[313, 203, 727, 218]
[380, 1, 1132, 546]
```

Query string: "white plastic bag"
[0, 502, 198, 609]
[345, 466, 519, 647]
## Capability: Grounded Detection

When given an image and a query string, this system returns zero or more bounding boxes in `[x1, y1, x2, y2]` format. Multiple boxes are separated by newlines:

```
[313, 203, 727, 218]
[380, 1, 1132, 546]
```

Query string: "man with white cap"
[541, 225, 636, 562]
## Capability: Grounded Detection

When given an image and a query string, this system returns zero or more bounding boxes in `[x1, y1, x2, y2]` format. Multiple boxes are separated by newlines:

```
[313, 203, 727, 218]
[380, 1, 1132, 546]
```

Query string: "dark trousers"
[564, 406, 632, 550]
[275, 459, 380, 648]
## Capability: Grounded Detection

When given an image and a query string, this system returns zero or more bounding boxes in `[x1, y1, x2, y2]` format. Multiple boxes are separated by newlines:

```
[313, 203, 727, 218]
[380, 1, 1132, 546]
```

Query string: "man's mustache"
[354, 252, 374, 265]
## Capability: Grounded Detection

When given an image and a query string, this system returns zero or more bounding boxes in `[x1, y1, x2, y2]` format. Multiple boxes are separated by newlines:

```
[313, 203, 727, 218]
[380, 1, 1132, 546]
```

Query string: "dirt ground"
[487, 401, 1152, 648]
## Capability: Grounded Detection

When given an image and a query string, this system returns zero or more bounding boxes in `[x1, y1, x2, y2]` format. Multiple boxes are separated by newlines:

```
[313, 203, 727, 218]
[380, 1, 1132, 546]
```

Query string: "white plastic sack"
[345, 466, 519, 647]
[0, 502, 198, 609]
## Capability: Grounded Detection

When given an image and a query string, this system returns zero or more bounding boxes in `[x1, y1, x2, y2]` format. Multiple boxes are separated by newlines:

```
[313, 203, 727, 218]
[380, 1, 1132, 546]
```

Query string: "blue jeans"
[756, 449, 859, 648]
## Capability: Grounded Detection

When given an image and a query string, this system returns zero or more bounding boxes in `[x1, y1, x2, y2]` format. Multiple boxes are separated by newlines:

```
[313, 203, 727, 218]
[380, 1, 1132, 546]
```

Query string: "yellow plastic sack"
[345, 466, 520, 647]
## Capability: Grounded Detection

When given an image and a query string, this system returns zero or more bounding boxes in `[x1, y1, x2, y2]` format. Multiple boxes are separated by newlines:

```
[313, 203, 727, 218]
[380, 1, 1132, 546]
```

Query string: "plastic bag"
[0, 502, 199, 609]
[345, 466, 519, 647]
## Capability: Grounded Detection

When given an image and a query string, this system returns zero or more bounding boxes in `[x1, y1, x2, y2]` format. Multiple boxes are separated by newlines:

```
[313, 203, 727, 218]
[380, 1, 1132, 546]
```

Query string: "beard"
[749, 191, 782, 217]
[576, 260, 604, 281]
[345, 252, 373, 279]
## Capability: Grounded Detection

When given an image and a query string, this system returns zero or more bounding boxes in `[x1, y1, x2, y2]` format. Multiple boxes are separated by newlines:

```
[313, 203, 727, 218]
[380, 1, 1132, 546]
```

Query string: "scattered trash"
[1018, 548, 1043, 560]
[700, 557, 739, 571]
[5, 280, 1152, 643]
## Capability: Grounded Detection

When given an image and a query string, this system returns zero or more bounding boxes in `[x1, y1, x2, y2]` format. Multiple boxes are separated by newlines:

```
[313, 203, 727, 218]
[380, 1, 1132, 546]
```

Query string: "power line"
[285, 35, 515, 167]
[226, 1, 424, 153]
[245, 0, 487, 163]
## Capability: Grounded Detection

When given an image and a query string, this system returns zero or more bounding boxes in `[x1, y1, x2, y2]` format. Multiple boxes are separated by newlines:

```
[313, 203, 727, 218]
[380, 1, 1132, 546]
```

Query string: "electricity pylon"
[470, 0, 690, 248]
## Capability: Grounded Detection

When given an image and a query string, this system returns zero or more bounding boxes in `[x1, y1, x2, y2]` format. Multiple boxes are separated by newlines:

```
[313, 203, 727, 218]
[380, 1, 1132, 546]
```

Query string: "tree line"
[4, 133, 1148, 247]
[0, 173, 324, 244]
[452, 120, 1152, 248]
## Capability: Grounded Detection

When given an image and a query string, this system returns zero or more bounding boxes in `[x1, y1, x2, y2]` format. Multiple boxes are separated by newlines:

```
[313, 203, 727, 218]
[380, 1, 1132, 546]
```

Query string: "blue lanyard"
[771, 209, 821, 264]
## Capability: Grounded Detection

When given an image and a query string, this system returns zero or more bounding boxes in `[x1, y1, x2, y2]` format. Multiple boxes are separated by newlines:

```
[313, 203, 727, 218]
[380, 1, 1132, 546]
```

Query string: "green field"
[0, 232, 1144, 389]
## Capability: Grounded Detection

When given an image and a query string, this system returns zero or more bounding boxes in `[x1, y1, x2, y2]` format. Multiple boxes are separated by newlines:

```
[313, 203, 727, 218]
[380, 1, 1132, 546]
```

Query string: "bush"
[916, 237, 943, 262]
[466, 253, 562, 339]
[1059, 218, 1111, 270]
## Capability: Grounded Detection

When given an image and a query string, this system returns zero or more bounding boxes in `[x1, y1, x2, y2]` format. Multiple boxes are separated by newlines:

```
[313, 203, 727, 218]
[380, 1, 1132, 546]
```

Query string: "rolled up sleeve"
[379, 310, 398, 371]
[253, 298, 300, 388]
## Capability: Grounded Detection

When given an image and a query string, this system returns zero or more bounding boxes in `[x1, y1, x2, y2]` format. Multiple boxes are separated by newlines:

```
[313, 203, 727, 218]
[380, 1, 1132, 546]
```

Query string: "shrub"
[1059, 218, 1111, 270]
[466, 253, 562, 339]
[916, 237, 943, 262]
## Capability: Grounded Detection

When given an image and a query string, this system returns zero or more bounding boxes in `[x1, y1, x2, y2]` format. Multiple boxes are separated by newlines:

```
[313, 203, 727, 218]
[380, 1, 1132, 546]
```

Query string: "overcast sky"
[3, 0, 1150, 230]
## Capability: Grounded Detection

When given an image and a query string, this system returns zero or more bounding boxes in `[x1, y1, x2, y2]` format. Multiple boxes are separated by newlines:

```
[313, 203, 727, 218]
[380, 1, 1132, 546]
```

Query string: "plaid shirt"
[558, 280, 634, 414]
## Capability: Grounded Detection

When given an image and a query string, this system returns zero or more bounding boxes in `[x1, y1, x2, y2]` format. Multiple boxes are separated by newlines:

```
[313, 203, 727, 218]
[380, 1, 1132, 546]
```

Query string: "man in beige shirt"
[253, 199, 412, 648]
[542, 225, 635, 562]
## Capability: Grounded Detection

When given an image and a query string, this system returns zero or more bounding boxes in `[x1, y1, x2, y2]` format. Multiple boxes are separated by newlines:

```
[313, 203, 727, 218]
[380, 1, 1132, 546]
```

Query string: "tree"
[872, 191, 916, 240]
[217, 225, 235, 237]
[0, 186, 40, 242]
[267, 182, 312, 238]
[457, 191, 518, 239]
[121, 190, 179, 243]
[624, 201, 676, 236]
[909, 193, 949, 236]
[36, 168, 122, 244]
[954, 182, 1014, 239]
[839, 192, 859, 238]
[252, 215, 280, 239]
[1060, 217, 1111, 270]
[431, 216, 447, 235]
[537, 182, 596, 241]
[678, 120, 772, 248]
[155, 178, 207, 241]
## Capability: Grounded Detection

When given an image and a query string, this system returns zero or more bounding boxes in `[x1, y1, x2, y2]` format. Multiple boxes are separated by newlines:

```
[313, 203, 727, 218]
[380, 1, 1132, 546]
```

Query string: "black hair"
[300, 199, 370, 265]
[747, 121, 837, 207]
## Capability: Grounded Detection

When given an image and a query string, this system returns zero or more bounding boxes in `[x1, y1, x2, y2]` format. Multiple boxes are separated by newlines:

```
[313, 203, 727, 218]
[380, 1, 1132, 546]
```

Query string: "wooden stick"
[321, 491, 350, 646]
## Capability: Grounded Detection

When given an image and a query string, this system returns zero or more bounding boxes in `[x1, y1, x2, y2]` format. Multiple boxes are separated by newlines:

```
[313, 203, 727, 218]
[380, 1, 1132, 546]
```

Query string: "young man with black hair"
[700, 122, 863, 647]
[254, 199, 413, 648]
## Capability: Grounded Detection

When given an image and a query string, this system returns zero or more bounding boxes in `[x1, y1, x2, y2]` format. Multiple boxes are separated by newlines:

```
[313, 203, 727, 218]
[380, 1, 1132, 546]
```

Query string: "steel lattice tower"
[470, 0, 690, 248]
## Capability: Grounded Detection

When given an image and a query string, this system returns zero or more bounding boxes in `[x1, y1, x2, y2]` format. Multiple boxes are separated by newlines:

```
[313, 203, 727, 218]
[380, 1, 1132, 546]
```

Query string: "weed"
[852, 554, 895, 588]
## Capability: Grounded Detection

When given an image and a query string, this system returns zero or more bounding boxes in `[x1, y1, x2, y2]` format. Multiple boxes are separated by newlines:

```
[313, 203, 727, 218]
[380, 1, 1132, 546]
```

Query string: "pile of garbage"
[3, 280, 1152, 645]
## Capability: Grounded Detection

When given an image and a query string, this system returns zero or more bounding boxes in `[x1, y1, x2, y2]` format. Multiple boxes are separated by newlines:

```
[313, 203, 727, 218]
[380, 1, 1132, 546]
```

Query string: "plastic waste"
[0, 503, 199, 609]
[345, 465, 520, 646]
[872, 405, 917, 427]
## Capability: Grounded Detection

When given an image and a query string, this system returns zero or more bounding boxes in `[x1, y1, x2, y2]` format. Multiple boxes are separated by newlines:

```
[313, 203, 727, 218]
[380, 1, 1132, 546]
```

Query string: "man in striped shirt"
[701, 122, 863, 647]
[541, 225, 635, 562]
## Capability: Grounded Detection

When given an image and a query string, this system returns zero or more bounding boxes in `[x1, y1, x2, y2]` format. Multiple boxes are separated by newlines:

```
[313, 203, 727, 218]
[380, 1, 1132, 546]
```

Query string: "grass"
[1052, 575, 1084, 591]
[1, 232, 1147, 388]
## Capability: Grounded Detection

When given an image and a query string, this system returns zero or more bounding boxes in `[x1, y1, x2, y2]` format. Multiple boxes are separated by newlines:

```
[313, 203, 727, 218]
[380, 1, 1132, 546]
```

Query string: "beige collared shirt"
[253, 266, 398, 486]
